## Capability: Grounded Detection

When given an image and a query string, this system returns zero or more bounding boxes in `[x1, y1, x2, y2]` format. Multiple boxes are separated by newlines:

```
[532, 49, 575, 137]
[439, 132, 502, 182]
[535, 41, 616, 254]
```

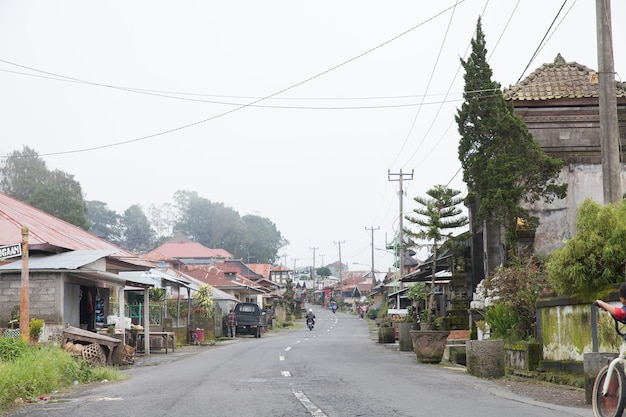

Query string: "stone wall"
[0, 272, 63, 324]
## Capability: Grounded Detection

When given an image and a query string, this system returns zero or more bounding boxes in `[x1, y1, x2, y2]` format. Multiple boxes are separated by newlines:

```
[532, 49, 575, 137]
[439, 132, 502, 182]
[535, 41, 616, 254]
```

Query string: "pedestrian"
[227, 308, 237, 338]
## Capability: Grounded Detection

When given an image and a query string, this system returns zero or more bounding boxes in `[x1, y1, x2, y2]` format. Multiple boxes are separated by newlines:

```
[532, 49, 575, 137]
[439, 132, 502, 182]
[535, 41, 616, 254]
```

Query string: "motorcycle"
[307, 318, 315, 331]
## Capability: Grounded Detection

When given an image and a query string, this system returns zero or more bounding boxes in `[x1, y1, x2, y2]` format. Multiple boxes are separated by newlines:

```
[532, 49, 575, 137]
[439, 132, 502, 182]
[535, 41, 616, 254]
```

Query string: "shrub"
[480, 303, 519, 340]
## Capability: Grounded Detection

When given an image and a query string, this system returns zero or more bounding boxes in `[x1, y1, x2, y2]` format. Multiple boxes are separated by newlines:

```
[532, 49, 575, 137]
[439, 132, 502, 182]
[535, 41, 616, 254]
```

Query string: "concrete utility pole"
[334, 240, 345, 302]
[596, 0, 621, 203]
[365, 226, 379, 292]
[388, 169, 414, 286]
[310, 247, 318, 290]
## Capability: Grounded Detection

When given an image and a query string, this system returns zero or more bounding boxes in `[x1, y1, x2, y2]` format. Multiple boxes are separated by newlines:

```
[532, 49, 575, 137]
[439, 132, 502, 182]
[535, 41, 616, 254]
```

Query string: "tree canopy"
[0, 146, 89, 230]
[455, 19, 566, 254]
[547, 198, 626, 297]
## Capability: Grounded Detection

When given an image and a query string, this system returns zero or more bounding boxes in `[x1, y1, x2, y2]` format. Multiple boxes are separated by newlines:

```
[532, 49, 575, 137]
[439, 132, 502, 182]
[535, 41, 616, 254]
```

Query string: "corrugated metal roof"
[0, 249, 115, 270]
[0, 192, 131, 255]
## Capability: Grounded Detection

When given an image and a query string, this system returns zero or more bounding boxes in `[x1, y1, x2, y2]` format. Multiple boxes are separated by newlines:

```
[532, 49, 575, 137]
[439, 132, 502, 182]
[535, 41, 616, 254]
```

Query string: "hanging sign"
[0, 243, 22, 259]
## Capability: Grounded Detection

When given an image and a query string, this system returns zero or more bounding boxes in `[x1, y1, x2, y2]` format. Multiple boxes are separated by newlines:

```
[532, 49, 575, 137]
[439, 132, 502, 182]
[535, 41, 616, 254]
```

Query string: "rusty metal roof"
[0, 192, 130, 255]
[503, 53, 626, 101]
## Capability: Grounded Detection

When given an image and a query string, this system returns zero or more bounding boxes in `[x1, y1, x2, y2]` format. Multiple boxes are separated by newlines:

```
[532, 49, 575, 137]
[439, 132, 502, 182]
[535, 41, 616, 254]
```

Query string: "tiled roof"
[503, 53, 626, 101]
[143, 241, 233, 260]
[0, 192, 130, 255]
[248, 263, 271, 279]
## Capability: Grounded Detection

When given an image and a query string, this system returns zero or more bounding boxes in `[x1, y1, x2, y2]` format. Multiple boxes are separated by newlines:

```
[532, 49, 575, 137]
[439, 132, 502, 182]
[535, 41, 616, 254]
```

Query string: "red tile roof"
[248, 263, 271, 279]
[504, 53, 626, 101]
[0, 192, 130, 255]
[143, 241, 233, 260]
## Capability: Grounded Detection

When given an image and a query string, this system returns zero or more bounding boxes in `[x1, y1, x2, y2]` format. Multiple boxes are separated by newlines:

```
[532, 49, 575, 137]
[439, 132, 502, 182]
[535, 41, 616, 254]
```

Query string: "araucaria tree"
[404, 185, 468, 328]
[455, 18, 566, 266]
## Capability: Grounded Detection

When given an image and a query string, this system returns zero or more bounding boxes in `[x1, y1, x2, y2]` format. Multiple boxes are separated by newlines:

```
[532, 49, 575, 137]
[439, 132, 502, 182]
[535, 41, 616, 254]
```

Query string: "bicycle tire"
[593, 363, 626, 417]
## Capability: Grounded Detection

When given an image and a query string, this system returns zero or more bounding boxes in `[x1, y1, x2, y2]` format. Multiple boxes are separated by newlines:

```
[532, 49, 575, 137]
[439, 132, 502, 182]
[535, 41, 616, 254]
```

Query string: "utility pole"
[310, 247, 318, 291]
[388, 169, 414, 288]
[365, 226, 379, 293]
[334, 240, 345, 303]
[20, 226, 29, 342]
[596, 0, 621, 203]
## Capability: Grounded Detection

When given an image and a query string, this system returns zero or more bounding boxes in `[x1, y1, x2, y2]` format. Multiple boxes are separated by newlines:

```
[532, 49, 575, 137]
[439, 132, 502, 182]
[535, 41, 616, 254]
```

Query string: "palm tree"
[404, 185, 468, 328]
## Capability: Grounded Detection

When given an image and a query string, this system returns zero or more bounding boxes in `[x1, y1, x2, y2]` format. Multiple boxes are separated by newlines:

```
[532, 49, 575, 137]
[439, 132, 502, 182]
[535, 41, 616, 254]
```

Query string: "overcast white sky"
[0, 1, 624, 273]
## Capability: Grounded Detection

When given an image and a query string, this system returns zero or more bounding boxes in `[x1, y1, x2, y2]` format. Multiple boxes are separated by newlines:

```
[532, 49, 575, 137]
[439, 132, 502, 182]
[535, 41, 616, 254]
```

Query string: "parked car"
[234, 302, 265, 338]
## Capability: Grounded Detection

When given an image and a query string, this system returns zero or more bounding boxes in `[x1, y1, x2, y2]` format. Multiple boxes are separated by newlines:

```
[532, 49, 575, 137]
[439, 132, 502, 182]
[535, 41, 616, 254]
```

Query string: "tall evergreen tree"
[455, 18, 566, 265]
[404, 185, 468, 327]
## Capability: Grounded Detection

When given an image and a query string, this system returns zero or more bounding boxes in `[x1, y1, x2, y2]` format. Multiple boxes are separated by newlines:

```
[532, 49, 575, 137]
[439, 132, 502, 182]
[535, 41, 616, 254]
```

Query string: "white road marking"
[279, 356, 285, 361]
[285, 346, 292, 351]
[295, 340, 301, 344]
[281, 371, 291, 377]
[293, 390, 327, 417]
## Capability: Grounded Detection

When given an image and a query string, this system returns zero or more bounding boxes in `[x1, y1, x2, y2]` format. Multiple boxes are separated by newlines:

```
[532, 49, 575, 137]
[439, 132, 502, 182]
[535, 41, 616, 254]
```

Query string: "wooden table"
[135, 331, 175, 353]
[61, 326, 121, 364]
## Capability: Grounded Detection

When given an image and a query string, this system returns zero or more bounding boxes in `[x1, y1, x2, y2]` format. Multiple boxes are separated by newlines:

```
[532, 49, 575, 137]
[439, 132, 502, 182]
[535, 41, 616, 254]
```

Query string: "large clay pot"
[398, 322, 418, 351]
[410, 330, 450, 363]
[378, 326, 395, 343]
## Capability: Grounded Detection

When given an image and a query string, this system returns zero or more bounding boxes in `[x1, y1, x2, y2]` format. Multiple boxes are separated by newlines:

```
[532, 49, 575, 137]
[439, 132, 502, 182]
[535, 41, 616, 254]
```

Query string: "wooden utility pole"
[20, 226, 29, 341]
[596, 0, 621, 203]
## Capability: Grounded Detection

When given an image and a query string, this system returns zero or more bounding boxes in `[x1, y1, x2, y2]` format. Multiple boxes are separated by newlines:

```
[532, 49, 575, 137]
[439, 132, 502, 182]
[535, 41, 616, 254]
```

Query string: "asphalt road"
[5, 306, 591, 417]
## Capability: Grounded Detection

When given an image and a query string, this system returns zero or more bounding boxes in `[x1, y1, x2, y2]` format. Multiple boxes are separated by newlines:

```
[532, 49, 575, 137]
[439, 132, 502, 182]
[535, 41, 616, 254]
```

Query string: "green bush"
[480, 303, 520, 340]
[0, 340, 124, 413]
[0, 336, 28, 362]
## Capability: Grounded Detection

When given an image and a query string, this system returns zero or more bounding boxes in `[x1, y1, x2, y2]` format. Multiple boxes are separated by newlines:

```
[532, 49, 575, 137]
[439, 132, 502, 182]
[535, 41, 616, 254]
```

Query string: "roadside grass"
[0, 337, 124, 413]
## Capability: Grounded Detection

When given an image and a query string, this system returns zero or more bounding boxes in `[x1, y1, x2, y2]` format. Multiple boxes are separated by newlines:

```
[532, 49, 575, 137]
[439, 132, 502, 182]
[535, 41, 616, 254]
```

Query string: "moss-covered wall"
[539, 284, 622, 361]
[541, 304, 592, 361]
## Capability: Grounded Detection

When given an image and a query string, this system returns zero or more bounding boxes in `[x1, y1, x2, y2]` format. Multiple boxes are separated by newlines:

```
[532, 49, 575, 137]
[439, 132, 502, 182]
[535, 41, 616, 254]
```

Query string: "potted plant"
[378, 318, 395, 343]
[29, 318, 44, 343]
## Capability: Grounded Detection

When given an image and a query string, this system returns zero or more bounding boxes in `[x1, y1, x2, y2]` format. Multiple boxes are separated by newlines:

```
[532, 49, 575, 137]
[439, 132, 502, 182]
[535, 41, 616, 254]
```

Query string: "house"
[142, 232, 234, 271]
[468, 54, 626, 286]
[269, 264, 292, 285]
[0, 192, 155, 345]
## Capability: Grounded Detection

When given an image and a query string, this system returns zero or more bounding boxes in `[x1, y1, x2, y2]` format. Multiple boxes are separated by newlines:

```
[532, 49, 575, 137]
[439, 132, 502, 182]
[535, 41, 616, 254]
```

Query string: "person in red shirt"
[595, 283, 626, 322]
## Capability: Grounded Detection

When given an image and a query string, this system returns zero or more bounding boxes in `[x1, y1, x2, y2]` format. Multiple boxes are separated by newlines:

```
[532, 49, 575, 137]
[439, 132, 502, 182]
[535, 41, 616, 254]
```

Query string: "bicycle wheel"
[593, 364, 626, 417]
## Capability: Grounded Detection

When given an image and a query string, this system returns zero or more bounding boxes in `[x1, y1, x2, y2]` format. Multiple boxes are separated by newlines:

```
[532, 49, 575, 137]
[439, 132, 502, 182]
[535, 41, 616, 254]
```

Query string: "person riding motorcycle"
[306, 309, 316, 326]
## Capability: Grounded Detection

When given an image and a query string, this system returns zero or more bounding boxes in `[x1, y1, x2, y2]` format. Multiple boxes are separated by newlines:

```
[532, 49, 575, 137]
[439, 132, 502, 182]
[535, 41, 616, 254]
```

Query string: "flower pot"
[378, 326, 395, 343]
[398, 322, 418, 351]
[409, 329, 450, 363]
[466, 339, 505, 378]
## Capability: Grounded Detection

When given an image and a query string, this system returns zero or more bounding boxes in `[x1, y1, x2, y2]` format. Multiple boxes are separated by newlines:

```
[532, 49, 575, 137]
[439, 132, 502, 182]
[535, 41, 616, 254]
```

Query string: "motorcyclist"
[306, 309, 316, 325]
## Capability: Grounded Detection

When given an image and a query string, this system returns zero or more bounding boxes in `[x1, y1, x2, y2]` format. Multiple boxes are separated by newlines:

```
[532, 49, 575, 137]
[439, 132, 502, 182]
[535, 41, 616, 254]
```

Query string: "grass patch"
[0, 339, 124, 413]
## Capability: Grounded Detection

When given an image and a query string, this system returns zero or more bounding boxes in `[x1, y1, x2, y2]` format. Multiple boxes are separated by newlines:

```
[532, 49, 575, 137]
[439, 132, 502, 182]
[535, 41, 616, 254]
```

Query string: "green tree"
[242, 214, 287, 264]
[455, 18, 566, 263]
[193, 284, 214, 318]
[317, 266, 331, 277]
[404, 184, 468, 328]
[547, 198, 626, 297]
[1, 146, 90, 229]
[87, 200, 122, 244]
[30, 169, 90, 230]
[0, 146, 48, 202]
[121, 204, 155, 253]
